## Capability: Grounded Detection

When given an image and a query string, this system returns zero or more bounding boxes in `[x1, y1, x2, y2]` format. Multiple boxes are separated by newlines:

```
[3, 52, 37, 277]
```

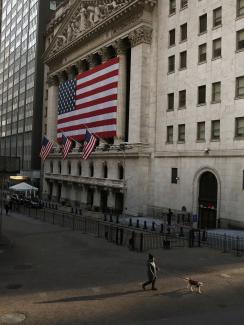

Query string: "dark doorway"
[115, 192, 124, 214]
[198, 171, 218, 229]
[100, 190, 108, 212]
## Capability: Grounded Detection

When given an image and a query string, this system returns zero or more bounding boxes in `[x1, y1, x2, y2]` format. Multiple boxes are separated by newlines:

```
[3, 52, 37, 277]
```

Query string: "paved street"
[1, 211, 244, 324]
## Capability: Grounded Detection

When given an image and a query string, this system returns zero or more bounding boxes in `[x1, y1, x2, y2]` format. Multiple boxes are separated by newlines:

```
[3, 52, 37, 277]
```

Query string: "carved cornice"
[128, 25, 153, 47]
[44, 0, 157, 65]
[47, 75, 59, 87]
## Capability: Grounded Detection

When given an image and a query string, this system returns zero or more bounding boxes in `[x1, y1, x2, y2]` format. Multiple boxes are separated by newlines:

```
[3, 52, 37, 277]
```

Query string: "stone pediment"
[44, 0, 157, 64]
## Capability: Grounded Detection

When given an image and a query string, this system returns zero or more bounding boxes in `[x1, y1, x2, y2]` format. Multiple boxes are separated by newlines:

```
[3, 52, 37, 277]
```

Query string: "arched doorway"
[198, 171, 218, 229]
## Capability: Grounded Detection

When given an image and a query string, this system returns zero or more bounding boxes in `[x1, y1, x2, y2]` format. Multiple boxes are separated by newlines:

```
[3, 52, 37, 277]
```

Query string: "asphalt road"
[1, 211, 244, 324]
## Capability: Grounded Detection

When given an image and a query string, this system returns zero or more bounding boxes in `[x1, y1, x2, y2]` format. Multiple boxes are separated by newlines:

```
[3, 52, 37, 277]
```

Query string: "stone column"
[128, 26, 152, 143]
[113, 40, 128, 142]
[47, 75, 59, 140]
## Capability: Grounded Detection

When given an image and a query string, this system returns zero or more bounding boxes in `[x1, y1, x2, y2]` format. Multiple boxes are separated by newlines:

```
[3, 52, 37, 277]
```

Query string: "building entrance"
[198, 171, 217, 229]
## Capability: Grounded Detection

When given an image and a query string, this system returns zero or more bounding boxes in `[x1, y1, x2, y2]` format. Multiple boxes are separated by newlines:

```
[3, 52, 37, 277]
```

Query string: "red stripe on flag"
[76, 70, 119, 90]
[76, 82, 118, 101]
[58, 119, 116, 133]
[75, 94, 117, 111]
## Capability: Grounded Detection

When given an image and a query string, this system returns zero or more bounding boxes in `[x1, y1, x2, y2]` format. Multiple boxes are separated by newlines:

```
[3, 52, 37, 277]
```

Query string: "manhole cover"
[6, 284, 22, 290]
[0, 313, 26, 323]
[14, 264, 32, 270]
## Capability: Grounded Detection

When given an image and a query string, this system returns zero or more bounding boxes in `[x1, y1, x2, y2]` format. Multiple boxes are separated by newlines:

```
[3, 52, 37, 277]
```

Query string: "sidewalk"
[1, 211, 244, 324]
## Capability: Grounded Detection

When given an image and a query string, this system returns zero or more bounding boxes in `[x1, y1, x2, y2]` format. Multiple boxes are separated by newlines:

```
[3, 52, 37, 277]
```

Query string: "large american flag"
[57, 57, 119, 141]
[40, 136, 54, 161]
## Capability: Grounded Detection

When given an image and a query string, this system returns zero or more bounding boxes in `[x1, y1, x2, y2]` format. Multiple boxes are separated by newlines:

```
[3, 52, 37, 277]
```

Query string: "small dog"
[185, 278, 203, 294]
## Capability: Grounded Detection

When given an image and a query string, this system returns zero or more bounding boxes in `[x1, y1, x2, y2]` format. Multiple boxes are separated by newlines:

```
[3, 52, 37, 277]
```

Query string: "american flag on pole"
[61, 133, 72, 159]
[57, 57, 119, 141]
[82, 129, 97, 160]
[40, 136, 54, 161]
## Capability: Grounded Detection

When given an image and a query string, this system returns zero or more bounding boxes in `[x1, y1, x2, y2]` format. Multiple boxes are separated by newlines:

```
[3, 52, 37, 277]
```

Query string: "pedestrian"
[167, 208, 173, 226]
[5, 203, 9, 216]
[142, 253, 159, 291]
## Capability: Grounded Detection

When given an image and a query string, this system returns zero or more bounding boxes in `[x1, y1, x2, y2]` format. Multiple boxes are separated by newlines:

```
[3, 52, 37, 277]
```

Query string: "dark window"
[169, 0, 176, 15]
[179, 90, 186, 108]
[180, 0, 188, 9]
[169, 29, 175, 46]
[168, 93, 174, 110]
[50, 161, 53, 173]
[199, 43, 207, 63]
[118, 164, 124, 180]
[235, 117, 244, 138]
[212, 82, 221, 102]
[236, 76, 244, 97]
[180, 23, 187, 41]
[197, 122, 205, 141]
[58, 161, 62, 174]
[198, 85, 206, 104]
[237, 29, 244, 50]
[103, 163, 108, 178]
[171, 168, 178, 184]
[211, 120, 220, 140]
[168, 55, 175, 73]
[237, 0, 244, 17]
[199, 14, 207, 34]
[212, 38, 221, 58]
[89, 163, 94, 177]
[213, 7, 222, 27]
[78, 162, 82, 176]
[178, 124, 185, 142]
[167, 125, 173, 143]
[67, 162, 71, 175]
[180, 51, 187, 69]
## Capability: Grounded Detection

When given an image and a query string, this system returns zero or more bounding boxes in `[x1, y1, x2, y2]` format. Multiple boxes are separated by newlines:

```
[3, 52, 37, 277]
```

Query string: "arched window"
[78, 162, 82, 176]
[67, 161, 71, 175]
[89, 162, 94, 177]
[103, 162, 108, 178]
[50, 161, 53, 173]
[118, 163, 124, 180]
[58, 161, 62, 174]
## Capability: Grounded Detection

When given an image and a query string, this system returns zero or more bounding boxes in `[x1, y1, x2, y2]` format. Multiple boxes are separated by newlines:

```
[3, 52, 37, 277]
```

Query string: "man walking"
[142, 254, 159, 291]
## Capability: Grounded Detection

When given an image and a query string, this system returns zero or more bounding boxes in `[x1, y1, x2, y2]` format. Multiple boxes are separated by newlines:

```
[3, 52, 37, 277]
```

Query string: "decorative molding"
[47, 75, 59, 87]
[128, 25, 153, 47]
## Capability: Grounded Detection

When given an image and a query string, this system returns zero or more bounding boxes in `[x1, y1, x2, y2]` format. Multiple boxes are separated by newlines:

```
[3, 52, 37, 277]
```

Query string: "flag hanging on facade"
[82, 129, 97, 160]
[61, 133, 72, 159]
[57, 57, 119, 141]
[40, 136, 54, 161]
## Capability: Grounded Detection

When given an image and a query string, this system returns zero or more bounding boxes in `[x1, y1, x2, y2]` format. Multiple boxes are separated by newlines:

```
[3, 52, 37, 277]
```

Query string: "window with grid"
[178, 124, 185, 142]
[236, 76, 244, 97]
[212, 82, 221, 102]
[180, 51, 187, 69]
[235, 117, 244, 138]
[169, 29, 175, 46]
[168, 55, 175, 73]
[180, 0, 188, 9]
[213, 7, 222, 27]
[212, 38, 221, 58]
[179, 90, 186, 108]
[197, 122, 205, 141]
[237, 0, 244, 17]
[167, 125, 173, 143]
[199, 14, 207, 34]
[168, 93, 174, 110]
[237, 29, 244, 50]
[211, 120, 220, 140]
[198, 85, 206, 104]
[199, 43, 207, 63]
[180, 23, 187, 42]
[169, 0, 176, 15]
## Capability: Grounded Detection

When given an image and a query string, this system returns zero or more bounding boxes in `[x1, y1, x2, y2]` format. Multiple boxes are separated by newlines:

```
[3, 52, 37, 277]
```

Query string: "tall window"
[168, 93, 174, 110]
[237, 0, 244, 17]
[78, 162, 82, 176]
[168, 55, 175, 73]
[179, 90, 186, 108]
[171, 168, 178, 184]
[89, 163, 94, 177]
[67, 162, 71, 175]
[50, 161, 53, 173]
[103, 162, 108, 178]
[199, 14, 207, 34]
[180, 51, 187, 69]
[212, 38, 221, 58]
[236, 76, 244, 98]
[169, 29, 175, 46]
[58, 161, 62, 174]
[178, 124, 185, 142]
[198, 85, 206, 104]
[212, 82, 221, 102]
[169, 0, 176, 15]
[197, 122, 205, 141]
[211, 120, 220, 140]
[118, 163, 124, 180]
[235, 117, 244, 138]
[213, 7, 222, 27]
[180, 0, 188, 9]
[199, 43, 207, 63]
[167, 125, 173, 143]
[237, 29, 244, 50]
[180, 23, 187, 42]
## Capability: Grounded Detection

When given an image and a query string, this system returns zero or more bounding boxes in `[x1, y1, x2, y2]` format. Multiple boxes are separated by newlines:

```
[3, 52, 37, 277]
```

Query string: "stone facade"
[42, 0, 244, 228]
